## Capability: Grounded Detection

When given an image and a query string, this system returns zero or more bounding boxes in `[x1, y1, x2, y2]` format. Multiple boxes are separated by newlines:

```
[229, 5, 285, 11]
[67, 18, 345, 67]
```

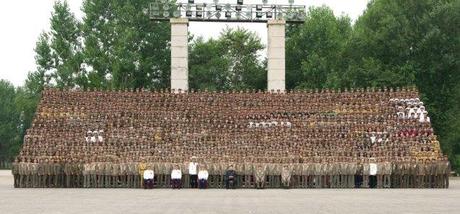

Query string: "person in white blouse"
[188, 157, 198, 188]
[198, 166, 209, 189]
[143, 169, 154, 189]
[171, 165, 182, 189]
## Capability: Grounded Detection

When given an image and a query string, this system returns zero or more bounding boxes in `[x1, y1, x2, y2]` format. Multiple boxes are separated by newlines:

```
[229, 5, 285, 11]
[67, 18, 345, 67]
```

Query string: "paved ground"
[0, 170, 459, 214]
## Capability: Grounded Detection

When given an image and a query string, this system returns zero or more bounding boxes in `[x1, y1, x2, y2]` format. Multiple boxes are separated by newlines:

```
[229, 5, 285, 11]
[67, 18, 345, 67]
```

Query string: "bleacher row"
[12, 87, 450, 188]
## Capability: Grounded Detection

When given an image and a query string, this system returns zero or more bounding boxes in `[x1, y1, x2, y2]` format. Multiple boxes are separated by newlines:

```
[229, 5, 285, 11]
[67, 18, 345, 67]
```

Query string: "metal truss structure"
[150, 0, 306, 23]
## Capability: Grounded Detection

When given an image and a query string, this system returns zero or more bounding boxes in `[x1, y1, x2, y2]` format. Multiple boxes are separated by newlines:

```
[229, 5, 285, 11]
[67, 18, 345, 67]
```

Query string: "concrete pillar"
[170, 18, 189, 92]
[267, 19, 286, 92]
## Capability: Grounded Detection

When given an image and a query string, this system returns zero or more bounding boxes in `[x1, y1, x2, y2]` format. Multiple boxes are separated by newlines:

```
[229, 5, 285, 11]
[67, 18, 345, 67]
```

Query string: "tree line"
[1, 0, 458, 171]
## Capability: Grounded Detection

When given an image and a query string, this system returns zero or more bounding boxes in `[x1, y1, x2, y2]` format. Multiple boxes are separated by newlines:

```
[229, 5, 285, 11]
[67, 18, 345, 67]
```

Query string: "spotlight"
[216, 5, 222, 11]
[196, 4, 203, 11]
[236, 5, 242, 11]
[214, 0, 219, 4]
[237, 0, 244, 5]
[196, 11, 203, 17]
[188, 0, 194, 4]
[256, 12, 263, 18]
[186, 10, 193, 17]
[256, 5, 263, 11]
[262, 0, 268, 5]
[236, 12, 241, 19]
[266, 11, 273, 18]
[163, 4, 170, 11]
[289, 0, 295, 4]
[225, 11, 232, 18]
[224, 3, 231, 10]
[163, 11, 170, 18]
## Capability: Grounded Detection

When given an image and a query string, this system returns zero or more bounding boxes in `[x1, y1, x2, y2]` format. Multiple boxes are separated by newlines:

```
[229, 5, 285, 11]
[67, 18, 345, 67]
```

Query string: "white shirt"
[171, 169, 182, 179]
[419, 114, 426, 123]
[90, 136, 96, 143]
[143, 170, 154, 180]
[98, 136, 104, 142]
[198, 170, 209, 180]
[369, 163, 377, 175]
[188, 162, 198, 175]
[370, 136, 376, 144]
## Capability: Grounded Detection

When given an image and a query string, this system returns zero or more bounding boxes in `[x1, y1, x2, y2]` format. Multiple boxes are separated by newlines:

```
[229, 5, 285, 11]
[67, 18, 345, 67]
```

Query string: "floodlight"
[196, 4, 203, 11]
[186, 10, 193, 17]
[245, 11, 252, 17]
[197, 11, 203, 17]
[236, 5, 242, 11]
[237, 0, 244, 5]
[163, 11, 170, 18]
[188, 0, 194, 4]
[225, 11, 232, 18]
[216, 5, 222, 11]
[163, 4, 170, 11]
[256, 12, 263, 18]
[266, 11, 273, 18]
[236, 12, 241, 19]
[256, 5, 263, 11]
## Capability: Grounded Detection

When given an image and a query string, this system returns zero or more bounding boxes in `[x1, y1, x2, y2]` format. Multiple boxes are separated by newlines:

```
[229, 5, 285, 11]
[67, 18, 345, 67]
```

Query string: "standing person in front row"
[143, 169, 154, 189]
[198, 165, 209, 189]
[188, 157, 198, 188]
[171, 165, 182, 189]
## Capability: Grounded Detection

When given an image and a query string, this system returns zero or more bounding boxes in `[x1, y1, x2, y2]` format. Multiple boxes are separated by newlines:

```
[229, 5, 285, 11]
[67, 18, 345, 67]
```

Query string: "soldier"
[254, 164, 266, 189]
[95, 162, 103, 188]
[12, 159, 19, 188]
[89, 161, 97, 188]
[83, 161, 91, 188]
[314, 161, 322, 188]
[376, 161, 384, 188]
[383, 161, 392, 188]
[64, 162, 72, 188]
[53, 160, 63, 188]
[347, 162, 357, 188]
[112, 162, 120, 188]
[138, 160, 146, 188]
[243, 161, 253, 188]
[416, 161, 425, 188]
[104, 162, 112, 188]
[362, 159, 370, 188]
[37, 160, 45, 188]
[281, 165, 292, 189]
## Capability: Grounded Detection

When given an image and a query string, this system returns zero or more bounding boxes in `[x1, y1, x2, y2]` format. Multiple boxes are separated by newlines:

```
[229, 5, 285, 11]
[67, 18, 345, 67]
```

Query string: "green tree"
[286, 6, 352, 89]
[0, 80, 20, 163]
[189, 27, 266, 90]
[82, 0, 171, 89]
[49, 1, 83, 88]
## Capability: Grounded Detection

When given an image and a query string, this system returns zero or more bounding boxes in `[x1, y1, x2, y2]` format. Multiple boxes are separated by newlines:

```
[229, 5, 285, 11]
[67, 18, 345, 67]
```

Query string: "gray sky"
[0, 0, 369, 87]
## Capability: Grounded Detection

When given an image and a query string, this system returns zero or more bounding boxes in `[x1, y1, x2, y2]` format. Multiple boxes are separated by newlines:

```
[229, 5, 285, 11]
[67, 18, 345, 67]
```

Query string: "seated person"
[143, 169, 154, 189]
[225, 165, 237, 189]
[198, 168, 209, 189]
[171, 165, 182, 189]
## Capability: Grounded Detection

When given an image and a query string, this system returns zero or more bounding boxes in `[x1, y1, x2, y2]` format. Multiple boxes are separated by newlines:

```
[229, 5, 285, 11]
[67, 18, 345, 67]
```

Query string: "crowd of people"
[12, 87, 450, 189]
